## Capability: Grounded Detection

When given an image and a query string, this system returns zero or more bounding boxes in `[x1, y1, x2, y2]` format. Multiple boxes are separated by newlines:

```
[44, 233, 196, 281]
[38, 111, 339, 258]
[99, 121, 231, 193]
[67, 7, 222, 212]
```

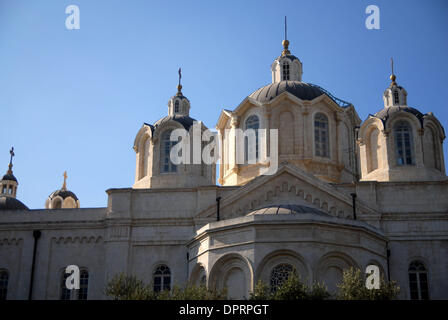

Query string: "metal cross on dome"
[62, 171, 67, 190]
[9, 147, 14, 165]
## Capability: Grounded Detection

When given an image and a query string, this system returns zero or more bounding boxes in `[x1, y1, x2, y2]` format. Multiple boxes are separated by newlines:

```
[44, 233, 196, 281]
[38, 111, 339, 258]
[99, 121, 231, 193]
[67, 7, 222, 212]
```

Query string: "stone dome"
[249, 81, 324, 103]
[277, 53, 300, 63]
[45, 172, 80, 209]
[373, 106, 425, 126]
[153, 114, 197, 131]
[48, 189, 79, 201]
[0, 195, 29, 211]
[247, 204, 328, 216]
[2, 173, 17, 182]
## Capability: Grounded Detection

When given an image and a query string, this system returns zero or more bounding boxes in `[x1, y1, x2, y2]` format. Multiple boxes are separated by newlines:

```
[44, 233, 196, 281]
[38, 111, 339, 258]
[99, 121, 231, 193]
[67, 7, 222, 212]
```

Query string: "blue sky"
[0, 0, 447, 209]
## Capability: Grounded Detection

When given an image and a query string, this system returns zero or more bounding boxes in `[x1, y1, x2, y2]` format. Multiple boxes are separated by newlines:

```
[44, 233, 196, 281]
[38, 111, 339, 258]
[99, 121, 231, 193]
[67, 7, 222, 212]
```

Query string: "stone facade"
[0, 39, 447, 300]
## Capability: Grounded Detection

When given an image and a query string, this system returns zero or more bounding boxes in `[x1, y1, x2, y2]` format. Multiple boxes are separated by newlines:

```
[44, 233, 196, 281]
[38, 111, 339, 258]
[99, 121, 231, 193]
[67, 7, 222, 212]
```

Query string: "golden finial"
[62, 171, 67, 190]
[390, 57, 397, 86]
[7, 147, 14, 174]
[282, 16, 290, 56]
[177, 68, 183, 95]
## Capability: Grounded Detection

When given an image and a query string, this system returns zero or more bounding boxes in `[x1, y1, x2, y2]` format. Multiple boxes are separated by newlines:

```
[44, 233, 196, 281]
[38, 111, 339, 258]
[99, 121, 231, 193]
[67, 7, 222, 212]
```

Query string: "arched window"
[153, 265, 171, 293]
[0, 270, 9, 300]
[174, 100, 180, 113]
[78, 270, 89, 300]
[160, 130, 177, 173]
[393, 90, 399, 104]
[270, 264, 294, 293]
[60, 271, 71, 300]
[314, 113, 329, 158]
[245, 115, 259, 163]
[282, 61, 290, 80]
[394, 121, 414, 165]
[409, 261, 429, 300]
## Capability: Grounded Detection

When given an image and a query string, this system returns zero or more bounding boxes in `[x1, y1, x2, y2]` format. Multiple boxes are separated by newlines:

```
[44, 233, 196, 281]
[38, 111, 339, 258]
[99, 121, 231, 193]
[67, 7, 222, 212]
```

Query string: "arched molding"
[314, 251, 359, 283]
[358, 117, 385, 142]
[190, 262, 207, 286]
[133, 124, 153, 152]
[208, 252, 254, 297]
[256, 249, 310, 284]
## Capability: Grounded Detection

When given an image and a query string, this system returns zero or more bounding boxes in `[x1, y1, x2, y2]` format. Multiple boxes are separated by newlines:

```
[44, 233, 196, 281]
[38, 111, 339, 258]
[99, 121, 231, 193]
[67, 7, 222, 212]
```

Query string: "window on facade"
[270, 264, 294, 293]
[160, 130, 177, 173]
[314, 113, 329, 158]
[394, 121, 414, 166]
[0, 270, 9, 300]
[153, 265, 171, 293]
[174, 100, 180, 113]
[60, 272, 71, 300]
[245, 115, 260, 163]
[409, 261, 429, 300]
[282, 61, 290, 80]
[1, 185, 6, 194]
[393, 90, 399, 104]
[78, 270, 89, 300]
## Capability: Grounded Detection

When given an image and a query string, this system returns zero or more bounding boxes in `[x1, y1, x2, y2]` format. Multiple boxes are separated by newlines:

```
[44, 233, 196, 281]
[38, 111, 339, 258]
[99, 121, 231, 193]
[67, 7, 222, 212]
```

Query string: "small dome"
[249, 81, 324, 103]
[373, 106, 425, 126]
[277, 53, 300, 63]
[48, 189, 79, 201]
[153, 115, 197, 131]
[1, 173, 17, 182]
[0, 195, 28, 211]
[46, 171, 80, 209]
[247, 204, 328, 216]
[170, 94, 190, 103]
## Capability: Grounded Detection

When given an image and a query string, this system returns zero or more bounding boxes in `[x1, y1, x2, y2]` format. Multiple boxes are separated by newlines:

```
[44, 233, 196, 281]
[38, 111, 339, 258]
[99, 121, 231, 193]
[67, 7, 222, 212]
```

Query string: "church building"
[0, 35, 447, 300]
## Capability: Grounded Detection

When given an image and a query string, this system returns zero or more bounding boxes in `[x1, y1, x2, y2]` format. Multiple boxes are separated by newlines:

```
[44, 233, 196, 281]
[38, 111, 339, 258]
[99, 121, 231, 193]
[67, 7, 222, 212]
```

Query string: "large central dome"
[249, 81, 324, 103]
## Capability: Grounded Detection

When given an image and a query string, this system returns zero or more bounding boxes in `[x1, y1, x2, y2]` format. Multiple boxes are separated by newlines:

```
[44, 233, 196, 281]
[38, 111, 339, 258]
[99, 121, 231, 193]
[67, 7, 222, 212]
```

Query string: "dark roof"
[153, 115, 198, 131]
[48, 189, 79, 201]
[1, 173, 17, 182]
[247, 204, 329, 216]
[278, 54, 301, 62]
[373, 106, 425, 126]
[0, 196, 29, 211]
[172, 94, 190, 102]
[249, 81, 323, 103]
[249, 81, 352, 107]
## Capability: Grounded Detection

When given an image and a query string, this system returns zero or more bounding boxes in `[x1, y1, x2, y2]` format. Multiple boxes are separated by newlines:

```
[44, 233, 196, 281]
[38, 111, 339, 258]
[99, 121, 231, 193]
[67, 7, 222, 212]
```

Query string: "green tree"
[250, 274, 330, 300]
[104, 272, 226, 300]
[249, 280, 272, 300]
[156, 284, 227, 300]
[336, 267, 400, 300]
[104, 273, 155, 300]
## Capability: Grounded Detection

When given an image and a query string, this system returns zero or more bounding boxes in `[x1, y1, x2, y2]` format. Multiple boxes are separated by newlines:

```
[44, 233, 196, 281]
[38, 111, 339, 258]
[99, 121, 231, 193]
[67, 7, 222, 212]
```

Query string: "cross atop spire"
[177, 68, 183, 95]
[282, 16, 291, 56]
[390, 57, 397, 86]
[62, 171, 67, 190]
[7, 147, 14, 174]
